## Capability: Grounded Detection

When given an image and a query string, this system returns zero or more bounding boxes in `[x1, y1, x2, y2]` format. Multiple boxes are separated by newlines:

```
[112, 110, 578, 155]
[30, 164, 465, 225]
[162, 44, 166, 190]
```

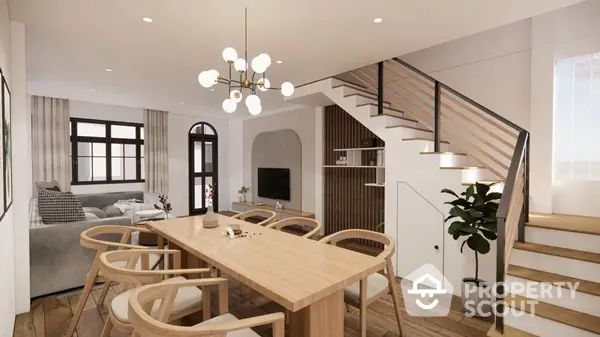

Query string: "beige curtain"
[144, 109, 169, 194]
[31, 96, 71, 192]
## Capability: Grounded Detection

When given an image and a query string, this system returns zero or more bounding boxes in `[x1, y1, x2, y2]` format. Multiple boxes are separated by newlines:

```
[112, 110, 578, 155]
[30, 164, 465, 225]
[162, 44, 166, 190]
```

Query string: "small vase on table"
[203, 183, 219, 228]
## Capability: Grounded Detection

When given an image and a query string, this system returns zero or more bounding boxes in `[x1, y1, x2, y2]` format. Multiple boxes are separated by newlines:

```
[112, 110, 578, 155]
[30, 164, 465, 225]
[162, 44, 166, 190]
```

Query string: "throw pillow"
[101, 205, 123, 218]
[37, 188, 86, 224]
[82, 207, 107, 219]
[46, 186, 61, 192]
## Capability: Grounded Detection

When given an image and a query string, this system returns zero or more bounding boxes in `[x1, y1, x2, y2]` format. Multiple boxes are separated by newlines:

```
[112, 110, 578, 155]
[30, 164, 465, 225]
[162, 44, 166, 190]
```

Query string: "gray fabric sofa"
[29, 191, 144, 298]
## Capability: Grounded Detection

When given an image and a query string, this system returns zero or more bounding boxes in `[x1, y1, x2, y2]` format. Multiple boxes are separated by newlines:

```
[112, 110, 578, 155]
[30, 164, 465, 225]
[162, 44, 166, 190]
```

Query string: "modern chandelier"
[197, 8, 294, 115]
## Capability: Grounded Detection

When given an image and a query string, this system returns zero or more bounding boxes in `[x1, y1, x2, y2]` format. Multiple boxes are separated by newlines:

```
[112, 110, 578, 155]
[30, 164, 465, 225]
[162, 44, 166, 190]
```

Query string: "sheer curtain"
[554, 53, 600, 182]
[144, 109, 169, 194]
[31, 95, 71, 191]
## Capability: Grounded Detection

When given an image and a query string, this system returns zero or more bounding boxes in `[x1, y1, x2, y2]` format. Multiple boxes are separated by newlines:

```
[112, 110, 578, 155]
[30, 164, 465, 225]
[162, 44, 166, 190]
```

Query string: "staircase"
[287, 58, 600, 336]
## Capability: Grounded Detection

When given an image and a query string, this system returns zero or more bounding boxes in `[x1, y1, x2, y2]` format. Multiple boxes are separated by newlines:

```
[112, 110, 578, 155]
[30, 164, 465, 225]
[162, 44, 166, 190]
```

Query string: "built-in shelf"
[364, 183, 385, 188]
[333, 147, 385, 152]
[323, 165, 385, 168]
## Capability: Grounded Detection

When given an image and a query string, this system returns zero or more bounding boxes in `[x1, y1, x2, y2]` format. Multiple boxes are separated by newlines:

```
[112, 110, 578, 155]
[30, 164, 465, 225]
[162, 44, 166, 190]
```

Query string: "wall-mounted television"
[257, 168, 291, 201]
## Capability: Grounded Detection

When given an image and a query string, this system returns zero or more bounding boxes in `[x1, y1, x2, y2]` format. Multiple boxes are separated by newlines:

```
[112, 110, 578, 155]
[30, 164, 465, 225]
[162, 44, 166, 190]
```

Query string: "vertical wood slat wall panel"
[323, 105, 385, 245]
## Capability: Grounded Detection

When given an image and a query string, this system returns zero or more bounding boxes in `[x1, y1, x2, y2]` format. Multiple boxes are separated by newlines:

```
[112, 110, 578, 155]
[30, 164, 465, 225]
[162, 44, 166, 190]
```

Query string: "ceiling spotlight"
[91, 88, 97, 91]
[142, 17, 153, 23]
[373, 17, 383, 23]
[105, 68, 113, 72]
[180, 101, 184, 104]
[276, 60, 283, 64]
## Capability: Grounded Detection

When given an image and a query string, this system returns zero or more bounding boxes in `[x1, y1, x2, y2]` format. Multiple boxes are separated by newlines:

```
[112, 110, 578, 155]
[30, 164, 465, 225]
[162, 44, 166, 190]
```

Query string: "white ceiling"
[10, 0, 582, 119]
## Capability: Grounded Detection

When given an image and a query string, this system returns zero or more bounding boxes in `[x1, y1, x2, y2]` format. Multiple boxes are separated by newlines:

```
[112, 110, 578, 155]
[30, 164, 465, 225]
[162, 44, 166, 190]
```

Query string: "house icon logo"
[401, 263, 453, 317]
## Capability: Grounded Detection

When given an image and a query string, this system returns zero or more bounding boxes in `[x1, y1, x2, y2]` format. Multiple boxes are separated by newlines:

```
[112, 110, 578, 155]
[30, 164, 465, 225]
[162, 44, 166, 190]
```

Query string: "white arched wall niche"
[251, 129, 302, 209]
[241, 107, 317, 213]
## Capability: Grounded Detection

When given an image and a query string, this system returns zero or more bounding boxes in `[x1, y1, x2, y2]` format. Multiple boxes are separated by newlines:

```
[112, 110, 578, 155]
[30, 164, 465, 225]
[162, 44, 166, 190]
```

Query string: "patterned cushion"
[37, 188, 86, 224]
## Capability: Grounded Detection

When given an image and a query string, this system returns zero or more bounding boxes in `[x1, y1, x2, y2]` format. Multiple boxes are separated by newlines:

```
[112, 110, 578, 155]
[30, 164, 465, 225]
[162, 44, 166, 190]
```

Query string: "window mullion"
[107, 123, 112, 183]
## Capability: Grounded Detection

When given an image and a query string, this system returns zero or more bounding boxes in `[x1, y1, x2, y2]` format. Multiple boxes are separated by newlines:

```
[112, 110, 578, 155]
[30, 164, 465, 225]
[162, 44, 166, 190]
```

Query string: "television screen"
[257, 168, 291, 201]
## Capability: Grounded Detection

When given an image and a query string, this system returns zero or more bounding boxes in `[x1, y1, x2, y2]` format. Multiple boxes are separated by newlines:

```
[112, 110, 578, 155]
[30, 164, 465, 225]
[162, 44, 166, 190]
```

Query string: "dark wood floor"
[14, 276, 492, 337]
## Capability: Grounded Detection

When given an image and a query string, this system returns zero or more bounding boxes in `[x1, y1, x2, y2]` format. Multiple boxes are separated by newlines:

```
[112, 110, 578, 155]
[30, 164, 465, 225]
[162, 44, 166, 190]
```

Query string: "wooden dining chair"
[319, 229, 403, 337]
[66, 224, 165, 337]
[266, 217, 322, 239]
[128, 278, 285, 337]
[232, 209, 277, 226]
[98, 249, 213, 337]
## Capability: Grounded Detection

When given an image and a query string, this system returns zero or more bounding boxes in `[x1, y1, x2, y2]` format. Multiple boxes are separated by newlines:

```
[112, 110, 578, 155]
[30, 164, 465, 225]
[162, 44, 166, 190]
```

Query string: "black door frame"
[188, 123, 218, 215]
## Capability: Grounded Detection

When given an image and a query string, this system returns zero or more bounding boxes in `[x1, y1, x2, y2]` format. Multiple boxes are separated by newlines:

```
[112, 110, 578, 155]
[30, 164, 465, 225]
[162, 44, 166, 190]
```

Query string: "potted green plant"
[441, 183, 501, 316]
[238, 186, 250, 203]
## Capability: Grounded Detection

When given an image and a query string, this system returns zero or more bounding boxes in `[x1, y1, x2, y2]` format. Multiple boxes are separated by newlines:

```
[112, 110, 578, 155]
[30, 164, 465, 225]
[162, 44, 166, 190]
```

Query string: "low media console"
[231, 202, 315, 221]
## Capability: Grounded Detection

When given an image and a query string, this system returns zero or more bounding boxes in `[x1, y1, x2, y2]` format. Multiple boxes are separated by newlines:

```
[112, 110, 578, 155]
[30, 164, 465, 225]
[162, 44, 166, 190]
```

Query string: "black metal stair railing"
[341, 58, 529, 334]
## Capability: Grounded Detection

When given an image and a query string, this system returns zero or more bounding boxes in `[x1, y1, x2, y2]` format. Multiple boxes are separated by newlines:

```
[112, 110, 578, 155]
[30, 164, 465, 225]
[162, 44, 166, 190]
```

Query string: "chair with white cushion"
[319, 229, 403, 337]
[129, 278, 285, 337]
[98, 249, 211, 337]
[266, 217, 322, 239]
[66, 224, 165, 337]
[232, 209, 277, 226]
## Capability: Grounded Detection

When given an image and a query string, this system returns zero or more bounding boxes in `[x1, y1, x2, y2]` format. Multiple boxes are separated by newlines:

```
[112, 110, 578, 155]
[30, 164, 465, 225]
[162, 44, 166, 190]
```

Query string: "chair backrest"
[128, 279, 285, 337]
[319, 229, 396, 260]
[232, 209, 277, 226]
[99, 249, 210, 288]
[80, 225, 151, 252]
[266, 217, 322, 239]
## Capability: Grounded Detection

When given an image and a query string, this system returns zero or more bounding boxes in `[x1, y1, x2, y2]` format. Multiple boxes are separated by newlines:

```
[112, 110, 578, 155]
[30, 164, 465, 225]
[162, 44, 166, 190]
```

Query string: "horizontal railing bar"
[393, 57, 525, 133]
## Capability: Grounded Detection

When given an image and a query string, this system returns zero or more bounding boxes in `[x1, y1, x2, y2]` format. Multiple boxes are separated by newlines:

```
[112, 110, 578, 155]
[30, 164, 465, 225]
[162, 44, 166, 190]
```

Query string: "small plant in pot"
[442, 183, 501, 316]
[238, 186, 250, 203]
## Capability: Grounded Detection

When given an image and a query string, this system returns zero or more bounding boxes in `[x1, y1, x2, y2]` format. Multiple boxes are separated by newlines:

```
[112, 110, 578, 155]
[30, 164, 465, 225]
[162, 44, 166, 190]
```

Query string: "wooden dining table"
[147, 214, 386, 337]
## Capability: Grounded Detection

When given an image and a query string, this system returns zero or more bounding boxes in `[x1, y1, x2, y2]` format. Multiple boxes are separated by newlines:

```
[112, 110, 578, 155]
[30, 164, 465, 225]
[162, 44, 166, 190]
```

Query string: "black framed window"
[71, 118, 144, 185]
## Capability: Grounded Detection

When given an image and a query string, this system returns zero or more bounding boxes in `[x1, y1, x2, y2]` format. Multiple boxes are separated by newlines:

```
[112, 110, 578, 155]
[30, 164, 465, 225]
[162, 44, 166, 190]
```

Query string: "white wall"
[0, 0, 15, 334]
[530, 0, 600, 216]
[168, 113, 230, 217]
[11, 21, 30, 316]
[239, 107, 317, 213]
[69, 100, 145, 194]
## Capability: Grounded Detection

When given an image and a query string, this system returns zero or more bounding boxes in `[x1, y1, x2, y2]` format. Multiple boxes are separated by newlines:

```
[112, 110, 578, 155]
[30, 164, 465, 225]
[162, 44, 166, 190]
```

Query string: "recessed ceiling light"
[105, 68, 113, 72]
[276, 60, 283, 64]
[373, 17, 383, 23]
[91, 88, 97, 91]
[180, 101, 184, 104]
[142, 17, 153, 23]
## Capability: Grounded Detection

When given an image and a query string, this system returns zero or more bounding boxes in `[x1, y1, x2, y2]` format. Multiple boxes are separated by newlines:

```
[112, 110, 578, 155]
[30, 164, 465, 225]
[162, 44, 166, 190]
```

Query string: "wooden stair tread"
[343, 93, 391, 105]
[487, 325, 537, 337]
[386, 125, 432, 132]
[440, 166, 486, 170]
[527, 213, 600, 236]
[402, 137, 450, 144]
[357, 103, 406, 115]
[331, 76, 367, 89]
[513, 242, 600, 264]
[507, 265, 600, 297]
[462, 180, 504, 186]
[420, 152, 467, 156]
[507, 294, 600, 334]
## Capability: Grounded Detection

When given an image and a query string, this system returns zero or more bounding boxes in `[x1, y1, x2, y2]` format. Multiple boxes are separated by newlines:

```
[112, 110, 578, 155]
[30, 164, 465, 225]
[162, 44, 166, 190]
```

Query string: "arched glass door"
[188, 122, 218, 214]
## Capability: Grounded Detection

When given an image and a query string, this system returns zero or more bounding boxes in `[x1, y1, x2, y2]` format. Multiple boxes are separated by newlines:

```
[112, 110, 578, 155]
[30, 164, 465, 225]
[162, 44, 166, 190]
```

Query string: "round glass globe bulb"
[281, 82, 295, 97]
[245, 94, 261, 109]
[257, 78, 271, 92]
[234, 58, 247, 72]
[251, 56, 268, 74]
[222, 98, 237, 113]
[222, 47, 238, 63]
[230, 90, 243, 103]
[257, 53, 271, 68]
[248, 104, 262, 116]
[198, 71, 215, 88]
